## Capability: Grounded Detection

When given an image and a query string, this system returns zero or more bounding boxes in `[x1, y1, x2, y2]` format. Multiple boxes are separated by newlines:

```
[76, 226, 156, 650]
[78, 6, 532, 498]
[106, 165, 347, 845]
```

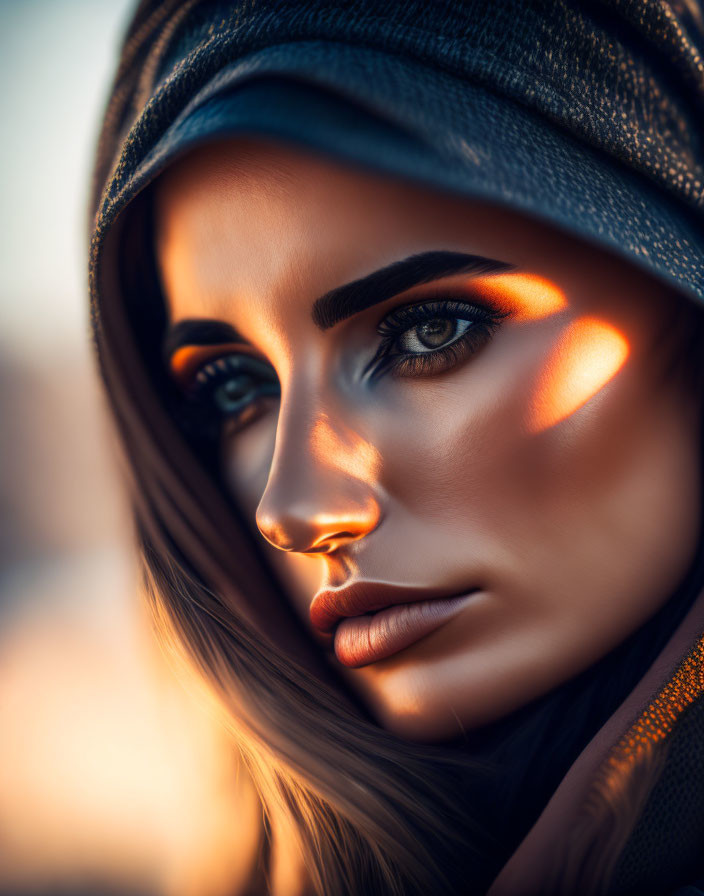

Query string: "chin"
[343, 629, 582, 742]
[345, 659, 491, 743]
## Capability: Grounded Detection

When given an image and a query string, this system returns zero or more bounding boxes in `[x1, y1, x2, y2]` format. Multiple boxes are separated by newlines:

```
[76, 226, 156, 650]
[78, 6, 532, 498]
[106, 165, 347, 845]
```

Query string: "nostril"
[307, 531, 357, 553]
[256, 487, 382, 554]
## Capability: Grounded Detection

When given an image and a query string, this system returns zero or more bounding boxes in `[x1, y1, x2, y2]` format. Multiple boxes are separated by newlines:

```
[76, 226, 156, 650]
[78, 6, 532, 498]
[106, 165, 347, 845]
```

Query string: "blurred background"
[0, 3, 258, 894]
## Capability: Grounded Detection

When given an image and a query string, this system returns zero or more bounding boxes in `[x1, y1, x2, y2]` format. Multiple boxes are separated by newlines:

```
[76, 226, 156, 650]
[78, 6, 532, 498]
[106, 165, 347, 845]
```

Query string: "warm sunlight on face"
[529, 317, 630, 432]
[308, 414, 382, 490]
[153, 138, 701, 741]
[472, 272, 567, 321]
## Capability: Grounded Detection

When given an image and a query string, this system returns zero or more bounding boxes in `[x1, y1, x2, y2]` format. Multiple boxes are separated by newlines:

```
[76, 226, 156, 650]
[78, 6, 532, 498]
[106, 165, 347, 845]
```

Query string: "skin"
[154, 137, 702, 742]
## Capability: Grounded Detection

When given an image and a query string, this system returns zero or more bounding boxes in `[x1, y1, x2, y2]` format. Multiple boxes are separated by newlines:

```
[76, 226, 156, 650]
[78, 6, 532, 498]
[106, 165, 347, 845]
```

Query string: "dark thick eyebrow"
[163, 251, 512, 362]
[311, 251, 512, 330]
[163, 319, 245, 366]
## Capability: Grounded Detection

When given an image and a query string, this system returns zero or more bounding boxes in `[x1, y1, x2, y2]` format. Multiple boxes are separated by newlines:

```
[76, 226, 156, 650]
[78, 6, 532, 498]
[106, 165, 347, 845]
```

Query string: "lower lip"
[333, 594, 474, 668]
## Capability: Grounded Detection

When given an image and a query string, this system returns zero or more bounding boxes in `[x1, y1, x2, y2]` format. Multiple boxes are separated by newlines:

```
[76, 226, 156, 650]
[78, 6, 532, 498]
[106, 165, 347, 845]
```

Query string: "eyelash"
[364, 297, 507, 381]
[180, 354, 280, 437]
[179, 297, 507, 432]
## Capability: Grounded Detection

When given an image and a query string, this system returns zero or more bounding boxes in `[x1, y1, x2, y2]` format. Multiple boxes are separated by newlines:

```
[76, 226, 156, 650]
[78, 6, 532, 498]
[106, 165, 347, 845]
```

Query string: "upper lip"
[310, 580, 475, 634]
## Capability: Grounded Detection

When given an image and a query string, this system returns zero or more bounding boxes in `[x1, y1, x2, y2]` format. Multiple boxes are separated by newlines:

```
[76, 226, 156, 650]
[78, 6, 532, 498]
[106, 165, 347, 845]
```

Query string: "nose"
[255, 410, 382, 555]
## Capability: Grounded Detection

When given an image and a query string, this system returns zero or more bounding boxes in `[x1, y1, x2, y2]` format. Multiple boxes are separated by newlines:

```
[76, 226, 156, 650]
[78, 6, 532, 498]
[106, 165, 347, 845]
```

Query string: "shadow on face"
[153, 136, 702, 741]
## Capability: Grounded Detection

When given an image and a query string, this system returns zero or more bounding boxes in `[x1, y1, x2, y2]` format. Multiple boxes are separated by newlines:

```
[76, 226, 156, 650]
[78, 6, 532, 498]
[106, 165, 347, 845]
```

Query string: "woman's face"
[154, 137, 701, 741]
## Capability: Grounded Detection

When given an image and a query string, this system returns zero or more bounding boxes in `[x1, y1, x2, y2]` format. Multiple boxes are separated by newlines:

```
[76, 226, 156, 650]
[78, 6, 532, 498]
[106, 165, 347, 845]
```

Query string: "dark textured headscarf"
[89, 3, 704, 894]
[92, 0, 704, 305]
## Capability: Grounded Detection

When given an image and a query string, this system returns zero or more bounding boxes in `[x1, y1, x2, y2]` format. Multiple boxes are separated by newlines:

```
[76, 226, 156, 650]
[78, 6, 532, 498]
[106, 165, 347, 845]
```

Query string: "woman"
[89, 1, 704, 894]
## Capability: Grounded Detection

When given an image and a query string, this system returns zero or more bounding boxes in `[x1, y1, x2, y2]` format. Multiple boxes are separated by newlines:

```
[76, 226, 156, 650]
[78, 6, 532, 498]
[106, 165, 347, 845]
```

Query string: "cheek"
[375, 324, 700, 610]
[371, 326, 543, 522]
[527, 317, 629, 432]
[354, 351, 700, 737]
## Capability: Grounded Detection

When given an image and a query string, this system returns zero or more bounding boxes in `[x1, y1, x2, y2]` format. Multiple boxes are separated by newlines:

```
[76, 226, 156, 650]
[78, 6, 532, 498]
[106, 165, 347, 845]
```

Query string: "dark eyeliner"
[364, 297, 507, 381]
[182, 352, 280, 431]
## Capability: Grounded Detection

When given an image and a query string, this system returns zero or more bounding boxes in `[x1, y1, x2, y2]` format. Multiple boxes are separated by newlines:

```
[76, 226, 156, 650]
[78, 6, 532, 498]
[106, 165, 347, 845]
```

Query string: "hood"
[91, 0, 704, 302]
[89, 2, 704, 893]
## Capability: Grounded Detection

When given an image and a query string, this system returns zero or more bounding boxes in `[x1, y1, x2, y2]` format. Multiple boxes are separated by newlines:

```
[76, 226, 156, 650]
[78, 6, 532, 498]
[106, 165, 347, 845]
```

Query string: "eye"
[366, 298, 507, 380]
[398, 317, 473, 353]
[182, 353, 280, 433]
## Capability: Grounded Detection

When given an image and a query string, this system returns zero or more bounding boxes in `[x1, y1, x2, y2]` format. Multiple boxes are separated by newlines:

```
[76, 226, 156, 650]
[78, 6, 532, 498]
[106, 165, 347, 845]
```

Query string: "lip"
[310, 581, 477, 667]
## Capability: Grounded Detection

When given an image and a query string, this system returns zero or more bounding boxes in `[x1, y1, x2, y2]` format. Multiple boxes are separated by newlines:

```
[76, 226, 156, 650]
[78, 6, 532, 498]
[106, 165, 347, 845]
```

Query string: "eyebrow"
[163, 250, 511, 363]
[163, 318, 244, 368]
[311, 251, 511, 330]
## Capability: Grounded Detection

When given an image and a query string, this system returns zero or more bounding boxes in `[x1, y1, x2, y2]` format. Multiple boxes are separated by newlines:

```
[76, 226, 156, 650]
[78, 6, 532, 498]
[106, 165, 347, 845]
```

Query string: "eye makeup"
[311, 250, 511, 330]
[163, 318, 243, 365]
[164, 326, 280, 437]
[162, 252, 525, 435]
[187, 353, 280, 431]
[363, 297, 509, 381]
[168, 292, 507, 439]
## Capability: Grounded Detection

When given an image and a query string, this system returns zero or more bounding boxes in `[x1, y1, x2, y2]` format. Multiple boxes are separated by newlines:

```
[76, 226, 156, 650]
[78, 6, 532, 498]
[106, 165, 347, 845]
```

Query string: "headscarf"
[89, 3, 704, 893]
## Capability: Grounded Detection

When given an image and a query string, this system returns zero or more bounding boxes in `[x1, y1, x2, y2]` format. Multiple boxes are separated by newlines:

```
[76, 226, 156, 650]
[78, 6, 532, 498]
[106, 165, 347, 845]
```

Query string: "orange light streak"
[528, 316, 629, 432]
[170, 343, 249, 384]
[473, 273, 567, 320]
[309, 413, 381, 482]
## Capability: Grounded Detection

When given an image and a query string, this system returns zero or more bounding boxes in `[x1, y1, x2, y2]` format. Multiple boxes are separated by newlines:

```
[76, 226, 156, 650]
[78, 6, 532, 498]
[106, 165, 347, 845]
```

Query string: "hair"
[87, 166, 704, 896]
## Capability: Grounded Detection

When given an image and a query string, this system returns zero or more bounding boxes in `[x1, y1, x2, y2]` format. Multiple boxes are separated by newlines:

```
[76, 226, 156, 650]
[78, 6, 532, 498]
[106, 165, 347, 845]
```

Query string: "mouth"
[310, 581, 476, 668]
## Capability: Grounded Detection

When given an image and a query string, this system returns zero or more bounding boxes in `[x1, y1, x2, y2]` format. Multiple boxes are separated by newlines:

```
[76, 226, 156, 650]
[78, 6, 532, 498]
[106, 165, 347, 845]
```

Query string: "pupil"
[224, 380, 247, 398]
[216, 376, 252, 411]
[416, 318, 455, 348]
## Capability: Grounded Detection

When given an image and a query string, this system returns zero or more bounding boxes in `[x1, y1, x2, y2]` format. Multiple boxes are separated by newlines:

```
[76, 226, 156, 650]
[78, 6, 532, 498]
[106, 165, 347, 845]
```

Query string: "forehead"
[152, 136, 669, 336]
